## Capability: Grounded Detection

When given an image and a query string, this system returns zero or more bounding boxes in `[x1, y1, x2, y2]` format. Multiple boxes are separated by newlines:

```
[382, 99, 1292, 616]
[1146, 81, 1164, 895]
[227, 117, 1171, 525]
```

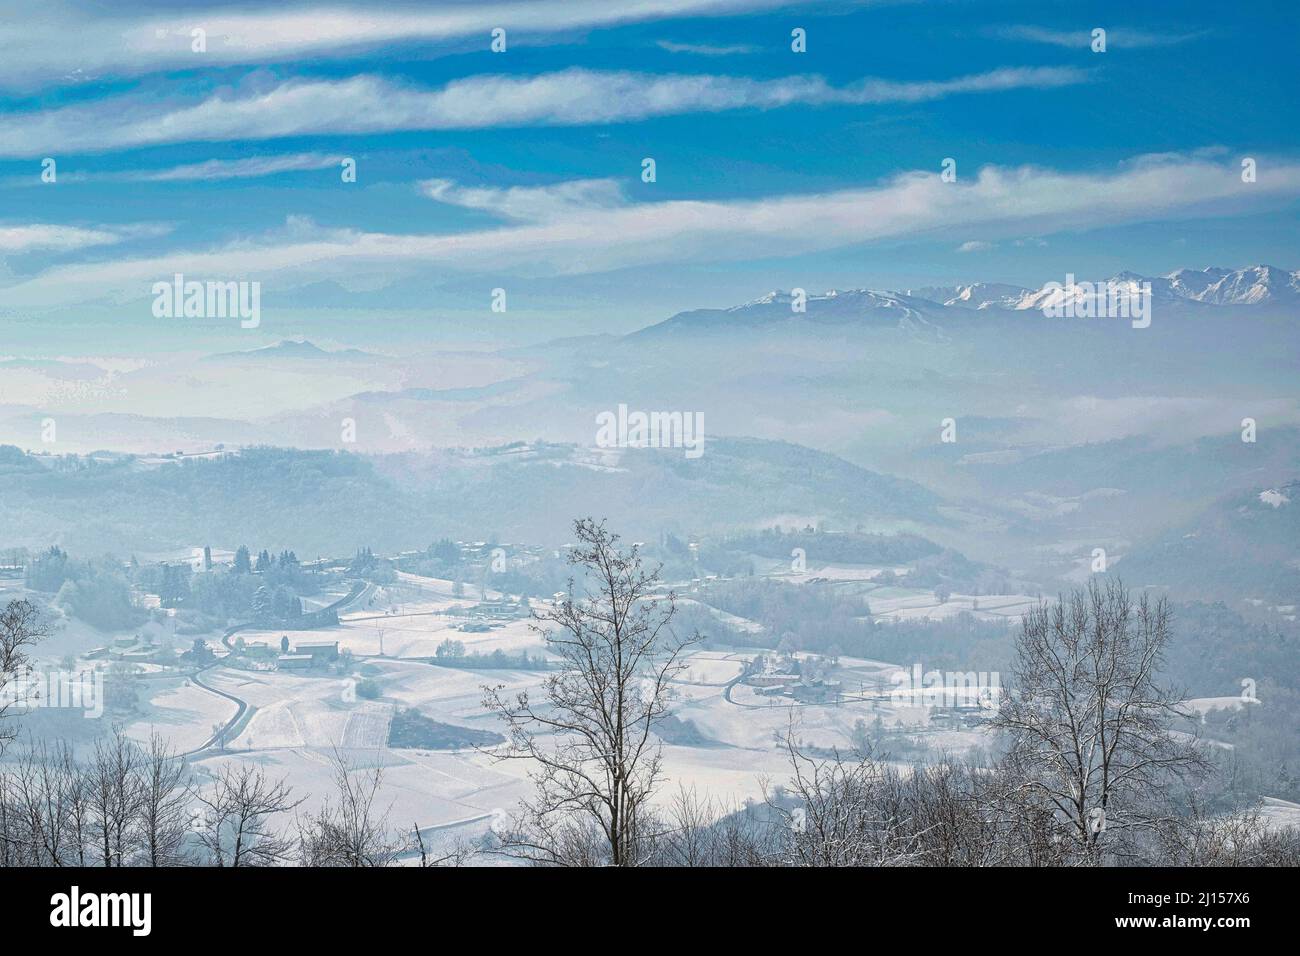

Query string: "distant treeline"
[700, 575, 1016, 672]
[423, 639, 548, 670]
[21, 542, 330, 633]
[25, 547, 144, 631]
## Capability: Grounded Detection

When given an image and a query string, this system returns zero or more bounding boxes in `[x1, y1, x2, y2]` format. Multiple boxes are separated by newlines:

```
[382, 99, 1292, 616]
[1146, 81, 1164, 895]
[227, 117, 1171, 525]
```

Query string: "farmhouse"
[294, 641, 340, 663]
[792, 679, 842, 704]
[748, 673, 799, 688]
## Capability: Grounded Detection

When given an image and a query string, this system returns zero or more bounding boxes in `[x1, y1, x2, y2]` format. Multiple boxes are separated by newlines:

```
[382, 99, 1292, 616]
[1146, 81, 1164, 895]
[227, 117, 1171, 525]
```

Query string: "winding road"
[182, 579, 368, 758]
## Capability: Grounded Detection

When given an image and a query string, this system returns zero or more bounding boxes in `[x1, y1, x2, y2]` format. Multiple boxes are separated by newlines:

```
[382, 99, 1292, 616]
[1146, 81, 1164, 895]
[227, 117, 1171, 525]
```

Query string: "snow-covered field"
[1258, 797, 1300, 832]
[192, 746, 532, 836]
[125, 677, 237, 752]
[865, 585, 1037, 624]
[166, 660, 547, 837]
[237, 599, 544, 660]
[143, 641, 992, 843]
[675, 652, 746, 685]
[1184, 695, 1261, 715]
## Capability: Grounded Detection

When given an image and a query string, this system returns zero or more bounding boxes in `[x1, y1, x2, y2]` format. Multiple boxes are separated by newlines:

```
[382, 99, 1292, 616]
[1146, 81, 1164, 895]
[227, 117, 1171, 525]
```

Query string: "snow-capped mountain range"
[642, 264, 1300, 338]
[908, 265, 1300, 311]
[642, 265, 1298, 336]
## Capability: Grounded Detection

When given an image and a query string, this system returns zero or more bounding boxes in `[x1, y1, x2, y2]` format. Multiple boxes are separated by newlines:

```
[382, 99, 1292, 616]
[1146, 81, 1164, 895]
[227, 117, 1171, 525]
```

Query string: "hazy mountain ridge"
[204, 339, 384, 362]
[0, 437, 944, 557]
[634, 288, 946, 336]
[2, 264, 1294, 597]
[1117, 478, 1300, 603]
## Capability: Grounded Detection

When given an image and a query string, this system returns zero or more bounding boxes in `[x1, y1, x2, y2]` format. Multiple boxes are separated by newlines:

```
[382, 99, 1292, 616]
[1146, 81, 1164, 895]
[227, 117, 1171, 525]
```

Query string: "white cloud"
[6, 152, 1294, 305]
[957, 240, 995, 253]
[0, 66, 1088, 156]
[0, 0, 813, 89]
[120, 153, 346, 182]
[656, 40, 759, 55]
[421, 177, 629, 222]
[0, 223, 166, 253]
[1, 152, 348, 188]
[993, 25, 1206, 48]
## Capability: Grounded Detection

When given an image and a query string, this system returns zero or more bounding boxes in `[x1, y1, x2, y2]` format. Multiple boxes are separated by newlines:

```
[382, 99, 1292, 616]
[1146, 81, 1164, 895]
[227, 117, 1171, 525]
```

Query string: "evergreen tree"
[252, 585, 270, 619]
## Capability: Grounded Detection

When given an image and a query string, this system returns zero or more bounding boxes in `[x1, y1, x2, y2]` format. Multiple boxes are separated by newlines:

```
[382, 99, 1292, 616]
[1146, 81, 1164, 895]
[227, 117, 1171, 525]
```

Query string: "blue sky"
[0, 0, 1297, 354]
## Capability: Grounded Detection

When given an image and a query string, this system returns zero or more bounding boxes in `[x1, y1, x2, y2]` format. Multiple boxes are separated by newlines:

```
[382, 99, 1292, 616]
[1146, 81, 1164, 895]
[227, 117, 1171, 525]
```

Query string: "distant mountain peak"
[906, 281, 1032, 310]
[1191, 264, 1299, 305]
[207, 339, 378, 361]
[737, 290, 791, 307]
[265, 339, 326, 354]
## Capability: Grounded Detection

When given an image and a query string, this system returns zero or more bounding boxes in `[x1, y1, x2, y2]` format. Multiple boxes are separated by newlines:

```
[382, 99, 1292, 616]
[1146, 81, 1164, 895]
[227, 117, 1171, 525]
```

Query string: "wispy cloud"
[5, 153, 1294, 306]
[0, 0, 821, 90]
[421, 177, 628, 222]
[118, 153, 346, 182]
[992, 24, 1207, 48]
[656, 39, 759, 55]
[957, 240, 995, 253]
[0, 66, 1088, 156]
[0, 223, 168, 254]
[0, 154, 342, 189]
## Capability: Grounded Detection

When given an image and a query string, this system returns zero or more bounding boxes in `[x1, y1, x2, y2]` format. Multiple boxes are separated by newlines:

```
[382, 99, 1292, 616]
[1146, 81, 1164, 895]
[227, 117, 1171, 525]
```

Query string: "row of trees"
[0, 729, 428, 867]
[7, 728, 1291, 868]
[233, 547, 302, 575]
[0, 734, 191, 866]
[572, 747, 1300, 867]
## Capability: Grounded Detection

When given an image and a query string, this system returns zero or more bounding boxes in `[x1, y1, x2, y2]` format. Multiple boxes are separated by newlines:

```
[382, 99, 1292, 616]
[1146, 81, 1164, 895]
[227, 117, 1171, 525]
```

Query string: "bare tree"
[87, 729, 144, 867]
[0, 600, 50, 749]
[196, 765, 300, 866]
[1, 739, 107, 866]
[641, 785, 779, 867]
[657, 785, 719, 867]
[55, 743, 91, 867]
[298, 751, 401, 866]
[132, 734, 192, 866]
[0, 767, 15, 866]
[4, 742, 70, 865]
[483, 518, 700, 866]
[991, 578, 1209, 862]
[766, 732, 930, 867]
[410, 824, 475, 867]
